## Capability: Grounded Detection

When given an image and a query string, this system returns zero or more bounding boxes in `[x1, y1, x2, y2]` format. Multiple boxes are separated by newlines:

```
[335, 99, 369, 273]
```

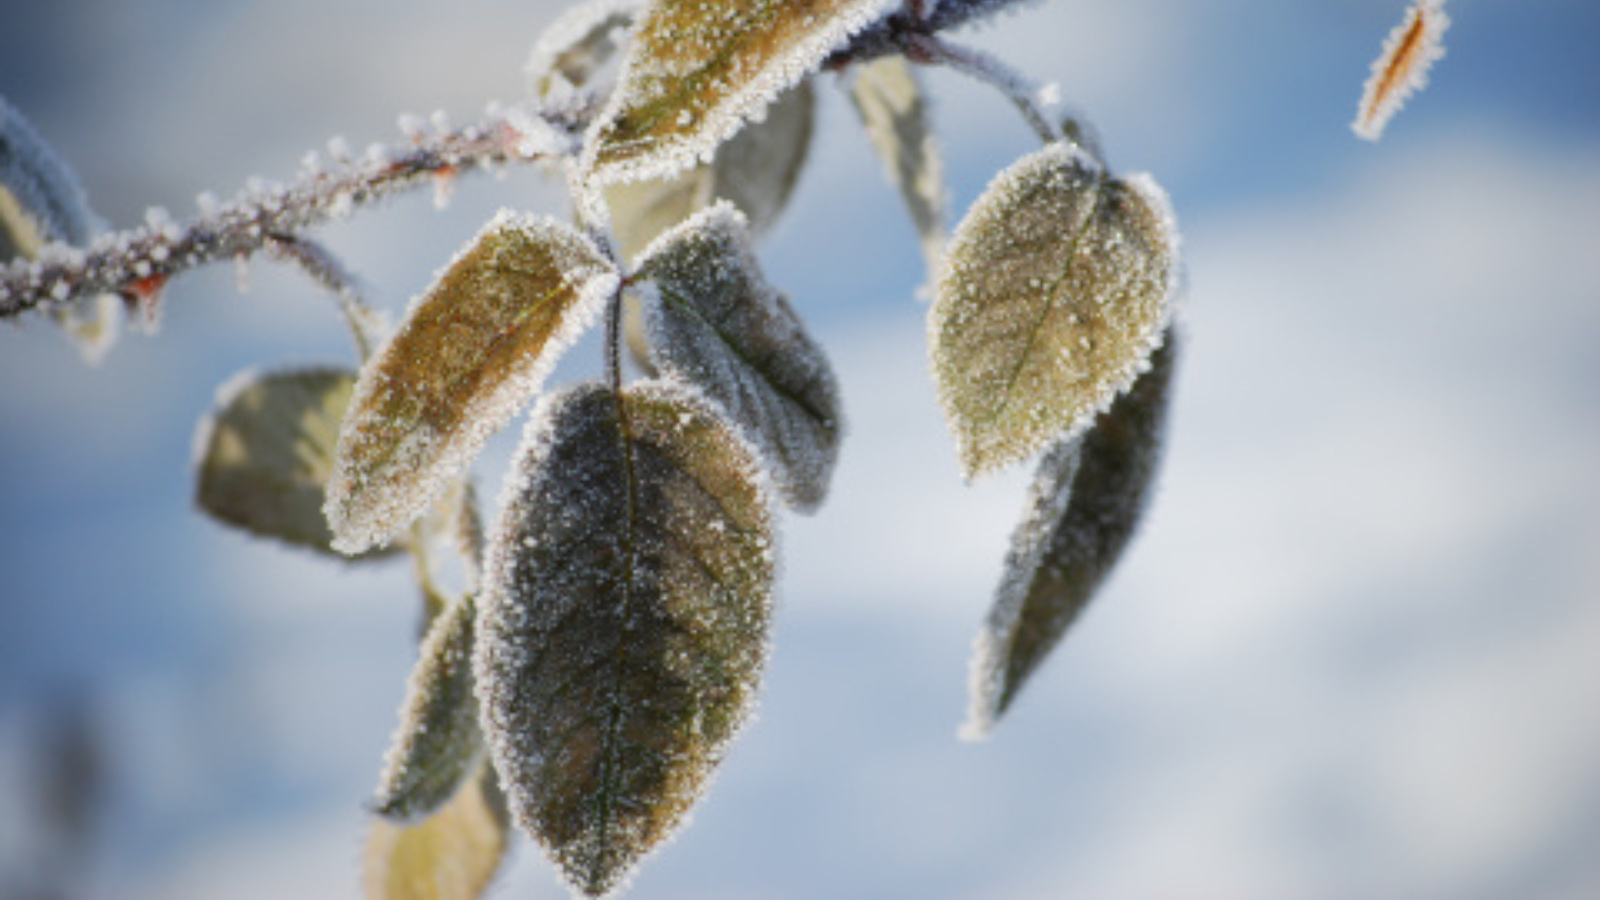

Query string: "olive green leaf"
[326, 211, 618, 555]
[525, 0, 642, 98]
[930, 142, 1178, 479]
[964, 333, 1178, 738]
[476, 379, 774, 898]
[2, 96, 118, 363]
[607, 79, 815, 264]
[583, 0, 892, 184]
[374, 593, 484, 821]
[848, 55, 947, 272]
[364, 762, 511, 900]
[194, 367, 401, 560]
[636, 201, 841, 512]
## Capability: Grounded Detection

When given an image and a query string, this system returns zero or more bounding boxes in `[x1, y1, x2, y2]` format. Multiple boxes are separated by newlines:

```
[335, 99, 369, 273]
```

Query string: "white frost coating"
[325, 210, 618, 555]
[525, 0, 644, 94]
[961, 437, 1081, 741]
[582, 0, 896, 185]
[1353, 0, 1450, 141]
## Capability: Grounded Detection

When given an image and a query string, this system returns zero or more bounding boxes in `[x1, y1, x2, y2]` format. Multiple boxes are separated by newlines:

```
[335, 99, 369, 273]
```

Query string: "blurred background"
[2, 0, 1598, 898]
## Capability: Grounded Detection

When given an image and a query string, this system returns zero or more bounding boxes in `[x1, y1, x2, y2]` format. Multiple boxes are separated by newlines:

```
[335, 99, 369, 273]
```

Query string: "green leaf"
[583, 0, 891, 184]
[607, 79, 815, 263]
[374, 593, 484, 822]
[636, 202, 841, 512]
[364, 763, 511, 900]
[930, 142, 1178, 479]
[477, 379, 774, 898]
[964, 333, 1178, 738]
[848, 55, 947, 272]
[195, 366, 400, 560]
[326, 211, 618, 555]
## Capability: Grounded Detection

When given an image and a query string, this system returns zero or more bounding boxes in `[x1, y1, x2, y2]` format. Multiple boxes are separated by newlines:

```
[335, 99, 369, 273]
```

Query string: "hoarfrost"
[1353, 0, 1450, 141]
[326, 211, 618, 555]
[636, 201, 842, 512]
[476, 378, 774, 897]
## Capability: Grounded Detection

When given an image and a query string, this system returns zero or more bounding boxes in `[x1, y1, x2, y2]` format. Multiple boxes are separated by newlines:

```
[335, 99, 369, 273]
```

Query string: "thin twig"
[912, 36, 1058, 146]
[263, 234, 383, 362]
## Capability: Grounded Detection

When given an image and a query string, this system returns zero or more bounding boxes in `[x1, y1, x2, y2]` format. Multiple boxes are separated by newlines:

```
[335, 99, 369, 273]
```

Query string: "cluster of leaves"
[0, 1, 1449, 898]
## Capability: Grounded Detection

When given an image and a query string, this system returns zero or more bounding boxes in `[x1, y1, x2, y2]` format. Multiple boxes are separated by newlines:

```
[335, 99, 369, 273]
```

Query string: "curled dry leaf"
[326, 211, 618, 555]
[1353, 0, 1450, 141]
[636, 201, 841, 512]
[930, 142, 1177, 479]
[194, 366, 402, 560]
[374, 593, 484, 822]
[526, 0, 643, 98]
[364, 762, 511, 900]
[477, 379, 774, 898]
[965, 333, 1177, 738]
[848, 55, 948, 273]
[584, 0, 892, 184]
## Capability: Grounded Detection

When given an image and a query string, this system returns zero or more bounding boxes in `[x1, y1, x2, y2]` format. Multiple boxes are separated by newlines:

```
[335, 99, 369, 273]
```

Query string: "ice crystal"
[1354, 0, 1450, 141]
[476, 379, 774, 898]
[964, 333, 1177, 738]
[930, 142, 1178, 479]
[326, 211, 618, 555]
[636, 202, 842, 512]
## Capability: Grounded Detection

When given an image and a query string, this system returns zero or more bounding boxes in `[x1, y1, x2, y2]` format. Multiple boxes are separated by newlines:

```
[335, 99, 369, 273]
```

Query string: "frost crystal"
[930, 142, 1179, 479]
[964, 333, 1177, 738]
[1353, 0, 1450, 141]
[583, 0, 894, 184]
[476, 379, 775, 898]
[636, 201, 842, 512]
[326, 211, 618, 555]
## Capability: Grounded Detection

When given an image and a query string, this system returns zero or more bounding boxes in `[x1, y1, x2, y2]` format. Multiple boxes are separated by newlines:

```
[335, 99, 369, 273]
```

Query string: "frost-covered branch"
[0, 102, 574, 320]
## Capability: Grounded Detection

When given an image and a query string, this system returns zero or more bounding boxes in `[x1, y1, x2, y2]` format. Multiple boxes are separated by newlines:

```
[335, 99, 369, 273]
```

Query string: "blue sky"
[3, 1, 1599, 898]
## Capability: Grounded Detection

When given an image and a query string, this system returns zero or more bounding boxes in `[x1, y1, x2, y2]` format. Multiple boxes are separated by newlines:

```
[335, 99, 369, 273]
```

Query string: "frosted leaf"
[526, 0, 643, 97]
[374, 593, 484, 822]
[364, 762, 510, 900]
[930, 142, 1178, 479]
[636, 202, 841, 511]
[1, 96, 118, 362]
[964, 333, 1177, 739]
[476, 379, 774, 898]
[326, 211, 618, 555]
[194, 367, 401, 561]
[1353, 0, 1450, 141]
[607, 79, 815, 263]
[847, 55, 947, 272]
[583, 0, 893, 184]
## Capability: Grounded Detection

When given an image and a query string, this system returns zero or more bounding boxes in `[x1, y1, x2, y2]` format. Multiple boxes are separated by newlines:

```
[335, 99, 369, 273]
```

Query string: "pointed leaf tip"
[965, 333, 1178, 737]
[584, 0, 892, 185]
[326, 212, 617, 555]
[364, 763, 510, 900]
[477, 379, 775, 897]
[930, 142, 1178, 479]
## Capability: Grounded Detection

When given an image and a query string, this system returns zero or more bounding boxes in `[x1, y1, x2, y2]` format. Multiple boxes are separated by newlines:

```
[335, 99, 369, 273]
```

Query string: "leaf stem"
[912, 36, 1059, 147]
[262, 234, 381, 362]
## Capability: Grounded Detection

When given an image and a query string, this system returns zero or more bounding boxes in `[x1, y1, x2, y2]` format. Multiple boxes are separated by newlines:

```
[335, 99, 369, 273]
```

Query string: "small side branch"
[911, 36, 1059, 146]
[1, 103, 574, 320]
[263, 234, 381, 362]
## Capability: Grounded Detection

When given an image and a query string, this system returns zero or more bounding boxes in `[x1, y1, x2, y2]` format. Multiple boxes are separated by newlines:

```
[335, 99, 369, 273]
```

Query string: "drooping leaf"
[964, 332, 1178, 738]
[608, 79, 816, 263]
[583, 0, 892, 184]
[930, 142, 1178, 479]
[636, 202, 841, 511]
[326, 211, 618, 555]
[476, 379, 774, 898]
[1353, 0, 1450, 141]
[194, 366, 402, 560]
[848, 55, 947, 272]
[1, 96, 118, 362]
[364, 763, 511, 900]
[374, 593, 484, 821]
[526, 0, 643, 98]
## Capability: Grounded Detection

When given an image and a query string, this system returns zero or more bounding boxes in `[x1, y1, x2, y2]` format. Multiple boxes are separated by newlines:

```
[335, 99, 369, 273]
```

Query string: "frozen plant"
[0, 1, 1448, 897]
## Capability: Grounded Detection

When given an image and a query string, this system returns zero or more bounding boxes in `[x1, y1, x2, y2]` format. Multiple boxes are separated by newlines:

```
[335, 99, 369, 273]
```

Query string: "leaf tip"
[1353, 0, 1450, 141]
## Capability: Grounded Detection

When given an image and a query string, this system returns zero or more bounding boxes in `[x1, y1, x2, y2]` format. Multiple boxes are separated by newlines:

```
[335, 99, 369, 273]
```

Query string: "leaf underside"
[374, 593, 484, 822]
[637, 202, 841, 511]
[931, 142, 1177, 479]
[326, 212, 617, 555]
[585, 0, 890, 184]
[848, 55, 947, 272]
[195, 367, 401, 560]
[364, 762, 511, 900]
[965, 333, 1178, 737]
[477, 379, 774, 898]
